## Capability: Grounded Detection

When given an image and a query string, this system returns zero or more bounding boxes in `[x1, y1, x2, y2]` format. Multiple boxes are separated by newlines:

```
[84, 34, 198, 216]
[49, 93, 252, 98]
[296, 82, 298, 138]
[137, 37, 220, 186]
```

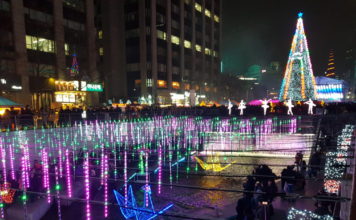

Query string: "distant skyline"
[221, 0, 356, 76]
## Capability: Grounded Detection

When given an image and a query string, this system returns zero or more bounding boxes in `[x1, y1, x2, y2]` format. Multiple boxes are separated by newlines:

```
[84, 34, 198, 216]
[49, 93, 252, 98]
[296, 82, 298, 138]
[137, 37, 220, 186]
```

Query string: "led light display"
[279, 13, 317, 101]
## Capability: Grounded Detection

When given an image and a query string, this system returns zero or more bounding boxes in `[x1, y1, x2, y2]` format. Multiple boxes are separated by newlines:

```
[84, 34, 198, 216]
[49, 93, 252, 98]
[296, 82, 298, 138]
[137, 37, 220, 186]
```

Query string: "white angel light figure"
[260, 99, 271, 116]
[238, 100, 246, 116]
[228, 99, 233, 115]
[286, 98, 294, 115]
[305, 98, 316, 115]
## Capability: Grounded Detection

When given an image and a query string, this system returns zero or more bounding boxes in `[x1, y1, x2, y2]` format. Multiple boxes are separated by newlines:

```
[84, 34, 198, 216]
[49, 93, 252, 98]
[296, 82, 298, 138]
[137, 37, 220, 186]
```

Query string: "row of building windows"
[26, 35, 70, 55]
[24, 7, 54, 24]
[64, 18, 85, 31]
[124, 1, 219, 24]
[156, 30, 218, 57]
[24, 7, 85, 32]
[127, 61, 214, 77]
[28, 63, 56, 77]
[135, 79, 181, 89]
[189, 1, 219, 23]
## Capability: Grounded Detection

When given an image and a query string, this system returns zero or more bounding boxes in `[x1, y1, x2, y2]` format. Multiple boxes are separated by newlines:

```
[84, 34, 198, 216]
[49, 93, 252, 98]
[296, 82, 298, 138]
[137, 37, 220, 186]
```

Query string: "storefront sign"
[11, 85, 22, 90]
[54, 91, 86, 103]
[54, 80, 102, 92]
[85, 83, 103, 92]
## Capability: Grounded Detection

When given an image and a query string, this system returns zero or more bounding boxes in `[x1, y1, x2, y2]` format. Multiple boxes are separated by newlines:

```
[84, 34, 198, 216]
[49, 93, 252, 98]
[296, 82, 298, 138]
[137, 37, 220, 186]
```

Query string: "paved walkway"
[271, 179, 322, 219]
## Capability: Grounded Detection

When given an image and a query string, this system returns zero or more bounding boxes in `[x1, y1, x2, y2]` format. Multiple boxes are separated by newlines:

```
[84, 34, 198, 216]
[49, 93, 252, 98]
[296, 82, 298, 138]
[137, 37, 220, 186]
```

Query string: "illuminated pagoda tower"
[279, 12, 317, 101]
[325, 49, 336, 78]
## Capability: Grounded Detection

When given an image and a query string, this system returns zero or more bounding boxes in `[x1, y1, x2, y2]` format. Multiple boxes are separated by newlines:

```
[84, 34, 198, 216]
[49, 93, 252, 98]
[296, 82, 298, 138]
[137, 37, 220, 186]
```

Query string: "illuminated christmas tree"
[279, 12, 317, 101]
[70, 53, 79, 77]
[325, 49, 336, 78]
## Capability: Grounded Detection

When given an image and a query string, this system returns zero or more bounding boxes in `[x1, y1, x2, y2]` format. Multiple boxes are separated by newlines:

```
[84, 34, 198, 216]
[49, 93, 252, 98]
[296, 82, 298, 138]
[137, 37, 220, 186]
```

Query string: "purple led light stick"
[65, 149, 72, 198]
[84, 153, 91, 220]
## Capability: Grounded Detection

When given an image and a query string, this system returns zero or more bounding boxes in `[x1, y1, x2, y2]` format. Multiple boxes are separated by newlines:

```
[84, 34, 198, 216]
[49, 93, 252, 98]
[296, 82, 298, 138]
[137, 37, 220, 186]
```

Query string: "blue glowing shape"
[154, 157, 185, 174]
[298, 12, 303, 18]
[113, 185, 173, 220]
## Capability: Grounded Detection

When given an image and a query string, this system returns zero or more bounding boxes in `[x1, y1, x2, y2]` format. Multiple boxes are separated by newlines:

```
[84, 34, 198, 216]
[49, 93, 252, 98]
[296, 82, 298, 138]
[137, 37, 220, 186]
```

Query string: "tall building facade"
[0, 0, 100, 109]
[96, 0, 221, 105]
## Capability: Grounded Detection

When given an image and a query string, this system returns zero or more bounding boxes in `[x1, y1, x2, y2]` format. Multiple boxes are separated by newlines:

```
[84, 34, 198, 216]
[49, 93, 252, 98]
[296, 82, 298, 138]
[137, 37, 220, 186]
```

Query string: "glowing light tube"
[65, 149, 72, 198]
[84, 153, 91, 220]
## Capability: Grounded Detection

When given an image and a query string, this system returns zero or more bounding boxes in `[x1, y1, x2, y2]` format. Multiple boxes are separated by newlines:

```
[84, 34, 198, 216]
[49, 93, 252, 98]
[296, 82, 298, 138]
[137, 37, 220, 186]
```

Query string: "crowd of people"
[0, 101, 355, 129]
[236, 150, 326, 220]
[0, 106, 34, 129]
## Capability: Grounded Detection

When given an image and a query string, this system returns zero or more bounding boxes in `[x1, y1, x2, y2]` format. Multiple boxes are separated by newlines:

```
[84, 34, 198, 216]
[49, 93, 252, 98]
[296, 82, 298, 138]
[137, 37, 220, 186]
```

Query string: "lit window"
[65, 43, 70, 55]
[194, 3, 202, 12]
[171, 35, 180, 45]
[205, 9, 211, 18]
[25, 36, 32, 49]
[184, 40, 191, 48]
[25, 35, 55, 53]
[99, 47, 104, 56]
[212, 50, 217, 57]
[204, 48, 211, 55]
[158, 80, 167, 88]
[146, 78, 152, 87]
[157, 30, 167, 40]
[98, 30, 103, 39]
[172, 81, 180, 89]
[214, 15, 220, 23]
[195, 44, 201, 52]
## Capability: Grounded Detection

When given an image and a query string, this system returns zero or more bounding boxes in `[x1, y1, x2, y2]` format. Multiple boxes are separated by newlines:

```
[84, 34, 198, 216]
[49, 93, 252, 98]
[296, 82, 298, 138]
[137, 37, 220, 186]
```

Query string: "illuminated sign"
[316, 84, 344, 101]
[239, 77, 257, 81]
[55, 80, 102, 92]
[11, 85, 22, 90]
[85, 83, 103, 92]
[54, 92, 86, 103]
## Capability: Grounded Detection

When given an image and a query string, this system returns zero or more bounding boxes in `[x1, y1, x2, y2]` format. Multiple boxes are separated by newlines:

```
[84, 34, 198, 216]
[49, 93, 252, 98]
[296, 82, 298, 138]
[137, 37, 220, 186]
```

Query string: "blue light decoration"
[287, 207, 333, 220]
[154, 157, 185, 174]
[315, 76, 346, 102]
[113, 185, 173, 220]
[298, 12, 303, 17]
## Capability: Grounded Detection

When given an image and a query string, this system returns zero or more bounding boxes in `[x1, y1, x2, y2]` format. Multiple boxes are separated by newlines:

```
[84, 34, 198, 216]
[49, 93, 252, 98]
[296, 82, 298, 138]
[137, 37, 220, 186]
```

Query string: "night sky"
[222, 0, 356, 76]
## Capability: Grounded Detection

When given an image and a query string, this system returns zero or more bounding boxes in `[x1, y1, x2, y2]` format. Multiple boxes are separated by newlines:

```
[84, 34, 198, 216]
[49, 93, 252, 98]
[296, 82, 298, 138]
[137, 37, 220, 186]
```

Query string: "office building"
[0, 0, 101, 109]
[96, 0, 221, 105]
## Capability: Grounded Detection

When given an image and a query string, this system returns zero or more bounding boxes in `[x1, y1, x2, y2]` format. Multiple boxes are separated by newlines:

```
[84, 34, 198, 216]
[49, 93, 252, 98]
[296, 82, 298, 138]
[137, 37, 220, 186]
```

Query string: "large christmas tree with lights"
[279, 13, 317, 101]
